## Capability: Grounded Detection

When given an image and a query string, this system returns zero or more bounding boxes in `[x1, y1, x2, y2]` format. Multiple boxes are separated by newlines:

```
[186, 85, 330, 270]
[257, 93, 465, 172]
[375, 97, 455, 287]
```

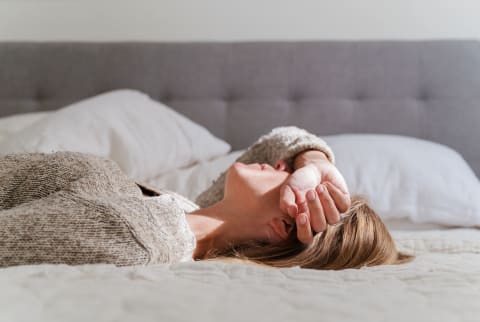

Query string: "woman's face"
[223, 161, 295, 243]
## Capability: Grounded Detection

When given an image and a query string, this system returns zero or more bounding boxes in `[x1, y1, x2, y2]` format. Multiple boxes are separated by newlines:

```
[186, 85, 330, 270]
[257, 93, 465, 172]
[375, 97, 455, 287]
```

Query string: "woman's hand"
[279, 151, 351, 244]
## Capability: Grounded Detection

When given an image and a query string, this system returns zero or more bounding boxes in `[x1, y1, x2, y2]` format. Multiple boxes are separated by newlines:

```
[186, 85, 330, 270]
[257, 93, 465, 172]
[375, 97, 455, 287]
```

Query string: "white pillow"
[0, 111, 51, 141]
[0, 90, 231, 180]
[324, 134, 480, 227]
[146, 150, 244, 201]
[147, 133, 480, 227]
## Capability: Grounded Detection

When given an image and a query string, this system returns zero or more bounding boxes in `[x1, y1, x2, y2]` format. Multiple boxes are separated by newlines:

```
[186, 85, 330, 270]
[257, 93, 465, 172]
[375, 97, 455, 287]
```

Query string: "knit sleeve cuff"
[237, 126, 335, 167]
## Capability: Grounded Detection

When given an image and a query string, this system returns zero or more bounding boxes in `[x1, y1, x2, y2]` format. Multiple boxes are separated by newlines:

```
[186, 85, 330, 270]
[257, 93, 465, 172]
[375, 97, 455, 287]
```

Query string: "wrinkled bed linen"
[1, 228, 479, 322]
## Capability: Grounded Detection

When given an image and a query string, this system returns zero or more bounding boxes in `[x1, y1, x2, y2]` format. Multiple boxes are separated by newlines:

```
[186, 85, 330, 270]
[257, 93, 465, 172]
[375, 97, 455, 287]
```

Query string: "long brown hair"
[203, 195, 414, 270]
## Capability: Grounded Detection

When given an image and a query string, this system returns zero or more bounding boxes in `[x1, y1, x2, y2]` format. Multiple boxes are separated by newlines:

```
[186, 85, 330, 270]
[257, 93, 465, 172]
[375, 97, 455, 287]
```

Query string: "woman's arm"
[238, 126, 335, 169]
[293, 149, 330, 170]
[282, 148, 351, 244]
[195, 126, 336, 208]
[195, 126, 350, 244]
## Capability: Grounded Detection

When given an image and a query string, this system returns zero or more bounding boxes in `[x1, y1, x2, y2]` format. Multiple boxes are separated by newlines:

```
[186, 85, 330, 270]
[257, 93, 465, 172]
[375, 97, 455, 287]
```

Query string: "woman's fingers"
[279, 184, 298, 217]
[296, 212, 313, 244]
[291, 186, 308, 217]
[328, 175, 349, 195]
[285, 182, 349, 244]
[291, 185, 306, 205]
[316, 184, 340, 224]
[324, 181, 351, 213]
[306, 189, 327, 233]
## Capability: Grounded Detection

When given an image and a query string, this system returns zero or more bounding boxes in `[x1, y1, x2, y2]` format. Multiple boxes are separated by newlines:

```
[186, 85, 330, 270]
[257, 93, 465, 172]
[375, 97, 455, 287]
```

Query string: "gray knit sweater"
[0, 126, 334, 267]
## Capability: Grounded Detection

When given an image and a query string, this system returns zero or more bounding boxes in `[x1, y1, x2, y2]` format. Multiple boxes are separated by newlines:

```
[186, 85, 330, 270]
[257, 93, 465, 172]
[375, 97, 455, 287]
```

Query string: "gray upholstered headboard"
[1, 41, 479, 176]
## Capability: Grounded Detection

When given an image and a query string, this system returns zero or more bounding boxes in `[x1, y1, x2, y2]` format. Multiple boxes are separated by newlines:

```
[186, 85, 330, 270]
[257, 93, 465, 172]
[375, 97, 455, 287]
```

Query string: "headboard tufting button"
[288, 91, 304, 103]
[161, 92, 172, 102]
[35, 90, 48, 101]
[353, 92, 368, 101]
[223, 92, 238, 102]
[417, 91, 431, 101]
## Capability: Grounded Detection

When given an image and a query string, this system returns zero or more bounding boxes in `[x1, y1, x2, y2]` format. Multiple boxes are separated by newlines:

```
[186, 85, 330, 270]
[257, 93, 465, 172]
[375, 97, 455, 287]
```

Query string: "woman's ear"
[268, 217, 290, 241]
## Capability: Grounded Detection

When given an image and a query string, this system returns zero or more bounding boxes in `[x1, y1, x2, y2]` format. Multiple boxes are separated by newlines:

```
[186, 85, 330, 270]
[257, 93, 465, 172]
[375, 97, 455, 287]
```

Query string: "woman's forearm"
[196, 127, 335, 208]
[293, 149, 331, 171]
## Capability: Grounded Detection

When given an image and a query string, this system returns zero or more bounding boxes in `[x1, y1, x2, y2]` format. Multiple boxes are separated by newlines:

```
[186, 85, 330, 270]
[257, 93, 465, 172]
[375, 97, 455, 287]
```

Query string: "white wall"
[0, 0, 479, 41]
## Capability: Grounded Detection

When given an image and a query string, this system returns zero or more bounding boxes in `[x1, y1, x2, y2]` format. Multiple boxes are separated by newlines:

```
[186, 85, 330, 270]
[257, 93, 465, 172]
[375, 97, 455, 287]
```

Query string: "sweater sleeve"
[195, 126, 335, 208]
[0, 152, 196, 267]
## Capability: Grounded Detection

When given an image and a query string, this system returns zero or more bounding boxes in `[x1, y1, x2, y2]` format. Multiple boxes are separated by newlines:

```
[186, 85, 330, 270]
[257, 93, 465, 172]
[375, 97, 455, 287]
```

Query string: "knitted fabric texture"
[0, 152, 195, 267]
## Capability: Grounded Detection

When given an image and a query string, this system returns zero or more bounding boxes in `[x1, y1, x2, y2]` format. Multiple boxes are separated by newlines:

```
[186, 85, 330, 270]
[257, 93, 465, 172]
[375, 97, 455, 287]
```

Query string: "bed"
[1, 41, 480, 322]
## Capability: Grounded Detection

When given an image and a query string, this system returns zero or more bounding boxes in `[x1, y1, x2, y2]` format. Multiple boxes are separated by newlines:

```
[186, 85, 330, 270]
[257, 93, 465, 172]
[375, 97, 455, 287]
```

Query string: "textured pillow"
[324, 134, 480, 227]
[0, 90, 231, 180]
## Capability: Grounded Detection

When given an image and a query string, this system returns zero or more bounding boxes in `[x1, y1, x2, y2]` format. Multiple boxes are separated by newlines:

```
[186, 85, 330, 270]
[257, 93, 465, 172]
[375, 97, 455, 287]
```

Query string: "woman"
[0, 126, 413, 269]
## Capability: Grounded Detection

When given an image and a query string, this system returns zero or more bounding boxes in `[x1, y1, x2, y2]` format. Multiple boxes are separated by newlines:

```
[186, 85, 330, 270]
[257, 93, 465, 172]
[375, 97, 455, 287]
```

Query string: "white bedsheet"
[1, 228, 479, 322]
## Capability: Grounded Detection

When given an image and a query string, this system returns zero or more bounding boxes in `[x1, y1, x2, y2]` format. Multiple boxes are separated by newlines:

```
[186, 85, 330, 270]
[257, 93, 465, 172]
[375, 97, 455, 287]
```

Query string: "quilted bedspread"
[1, 229, 479, 322]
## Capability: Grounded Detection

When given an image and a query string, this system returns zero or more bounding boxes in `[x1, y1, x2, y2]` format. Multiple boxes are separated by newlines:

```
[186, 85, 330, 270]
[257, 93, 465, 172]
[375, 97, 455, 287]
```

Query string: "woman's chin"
[232, 161, 244, 168]
[230, 162, 252, 175]
[232, 161, 263, 172]
[227, 162, 242, 177]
